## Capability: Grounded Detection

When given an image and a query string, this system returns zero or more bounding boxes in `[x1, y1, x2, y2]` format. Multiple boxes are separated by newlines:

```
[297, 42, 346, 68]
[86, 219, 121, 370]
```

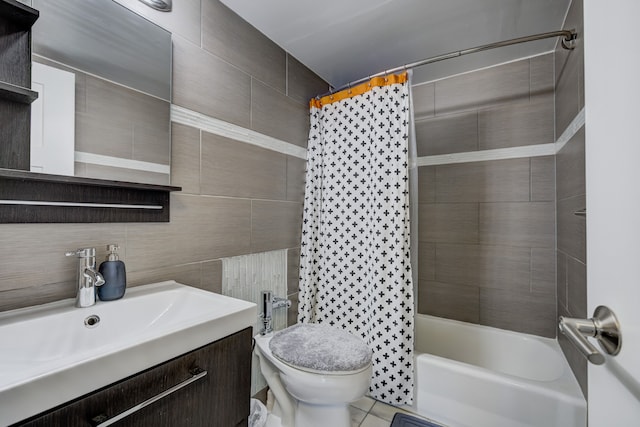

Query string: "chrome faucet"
[260, 290, 291, 335]
[66, 248, 105, 308]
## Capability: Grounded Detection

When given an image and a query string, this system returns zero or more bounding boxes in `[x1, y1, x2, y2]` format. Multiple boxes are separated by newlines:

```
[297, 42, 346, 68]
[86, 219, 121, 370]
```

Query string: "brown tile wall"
[0, 0, 327, 312]
[7, 5, 585, 382]
[415, 54, 557, 338]
[33, 56, 171, 185]
[555, 0, 588, 398]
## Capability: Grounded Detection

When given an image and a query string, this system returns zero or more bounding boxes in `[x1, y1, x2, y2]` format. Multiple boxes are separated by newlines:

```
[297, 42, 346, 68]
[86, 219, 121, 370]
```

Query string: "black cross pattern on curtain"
[299, 75, 414, 405]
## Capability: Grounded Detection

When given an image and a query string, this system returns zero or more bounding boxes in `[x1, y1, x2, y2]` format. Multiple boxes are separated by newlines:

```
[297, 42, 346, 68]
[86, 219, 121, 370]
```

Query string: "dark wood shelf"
[0, 80, 38, 104]
[0, 0, 39, 29]
[0, 168, 181, 191]
[0, 169, 182, 223]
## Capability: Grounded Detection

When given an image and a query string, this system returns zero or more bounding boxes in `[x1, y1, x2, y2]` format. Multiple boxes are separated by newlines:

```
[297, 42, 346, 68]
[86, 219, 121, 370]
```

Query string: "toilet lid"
[269, 323, 372, 373]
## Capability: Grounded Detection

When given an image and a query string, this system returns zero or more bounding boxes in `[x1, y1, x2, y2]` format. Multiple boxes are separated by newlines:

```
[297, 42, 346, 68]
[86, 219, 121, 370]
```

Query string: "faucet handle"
[65, 248, 96, 258]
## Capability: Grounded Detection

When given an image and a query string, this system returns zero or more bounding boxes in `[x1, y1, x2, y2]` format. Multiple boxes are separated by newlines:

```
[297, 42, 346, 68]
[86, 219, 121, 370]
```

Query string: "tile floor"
[349, 396, 445, 427]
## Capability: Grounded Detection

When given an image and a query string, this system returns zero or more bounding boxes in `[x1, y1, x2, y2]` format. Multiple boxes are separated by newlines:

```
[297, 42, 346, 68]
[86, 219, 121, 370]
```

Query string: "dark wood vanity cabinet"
[15, 328, 253, 427]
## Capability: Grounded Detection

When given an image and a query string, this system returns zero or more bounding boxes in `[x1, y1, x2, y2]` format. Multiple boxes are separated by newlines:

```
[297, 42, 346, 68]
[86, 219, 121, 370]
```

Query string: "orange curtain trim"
[310, 72, 408, 109]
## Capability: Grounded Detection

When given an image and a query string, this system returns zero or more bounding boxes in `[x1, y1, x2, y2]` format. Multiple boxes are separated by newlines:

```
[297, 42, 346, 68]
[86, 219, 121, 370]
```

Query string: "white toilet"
[254, 323, 372, 427]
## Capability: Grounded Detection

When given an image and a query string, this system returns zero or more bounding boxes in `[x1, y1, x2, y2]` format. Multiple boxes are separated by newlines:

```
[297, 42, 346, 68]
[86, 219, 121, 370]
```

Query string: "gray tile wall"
[555, 0, 584, 138]
[555, 0, 587, 398]
[415, 54, 557, 338]
[33, 56, 171, 185]
[0, 0, 327, 313]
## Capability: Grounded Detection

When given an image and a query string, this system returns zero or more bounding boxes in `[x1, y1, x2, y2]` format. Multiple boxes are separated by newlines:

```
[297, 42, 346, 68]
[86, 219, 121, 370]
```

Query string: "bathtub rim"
[414, 313, 560, 349]
[413, 313, 586, 396]
[411, 314, 587, 427]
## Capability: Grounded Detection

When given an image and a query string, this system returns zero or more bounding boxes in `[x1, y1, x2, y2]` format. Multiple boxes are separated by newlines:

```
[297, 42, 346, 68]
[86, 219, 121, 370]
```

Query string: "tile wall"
[414, 53, 558, 337]
[32, 55, 172, 185]
[555, 0, 588, 397]
[0, 0, 326, 313]
[6, 5, 587, 396]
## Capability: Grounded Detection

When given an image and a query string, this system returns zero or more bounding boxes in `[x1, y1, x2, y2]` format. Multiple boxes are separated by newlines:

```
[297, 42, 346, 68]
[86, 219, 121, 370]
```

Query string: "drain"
[84, 315, 101, 328]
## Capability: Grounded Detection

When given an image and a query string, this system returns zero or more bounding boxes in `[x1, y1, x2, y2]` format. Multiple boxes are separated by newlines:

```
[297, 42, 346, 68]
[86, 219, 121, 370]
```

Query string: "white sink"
[0, 280, 257, 425]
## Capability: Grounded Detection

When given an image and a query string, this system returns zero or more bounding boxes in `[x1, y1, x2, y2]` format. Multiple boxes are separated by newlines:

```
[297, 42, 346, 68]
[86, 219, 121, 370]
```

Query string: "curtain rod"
[319, 29, 577, 98]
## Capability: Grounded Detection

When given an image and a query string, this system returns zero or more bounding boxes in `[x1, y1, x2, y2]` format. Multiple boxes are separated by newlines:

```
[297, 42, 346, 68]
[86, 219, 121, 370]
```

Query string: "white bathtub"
[411, 314, 586, 427]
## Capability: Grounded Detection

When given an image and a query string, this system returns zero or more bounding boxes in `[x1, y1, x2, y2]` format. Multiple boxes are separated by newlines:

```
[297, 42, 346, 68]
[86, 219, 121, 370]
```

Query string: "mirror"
[28, 0, 172, 186]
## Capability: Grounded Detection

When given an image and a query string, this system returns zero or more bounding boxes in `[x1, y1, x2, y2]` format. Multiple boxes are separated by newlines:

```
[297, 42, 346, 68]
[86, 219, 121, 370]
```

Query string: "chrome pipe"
[319, 29, 577, 98]
[261, 290, 274, 335]
[272, 296, 292, 310]
[260, 290, 291, 335]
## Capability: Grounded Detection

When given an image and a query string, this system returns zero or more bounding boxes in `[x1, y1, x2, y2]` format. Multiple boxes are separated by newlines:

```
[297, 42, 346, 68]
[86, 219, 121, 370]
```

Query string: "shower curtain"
[298, 73, 414, 405]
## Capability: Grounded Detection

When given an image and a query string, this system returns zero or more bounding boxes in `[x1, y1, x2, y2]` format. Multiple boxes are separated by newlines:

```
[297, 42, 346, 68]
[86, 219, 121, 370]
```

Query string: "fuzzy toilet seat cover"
[269, 323, 372, 373]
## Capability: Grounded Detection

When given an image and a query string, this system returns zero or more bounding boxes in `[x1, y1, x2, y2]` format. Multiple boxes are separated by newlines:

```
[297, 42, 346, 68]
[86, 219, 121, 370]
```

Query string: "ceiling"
[220, 0, 571, 88]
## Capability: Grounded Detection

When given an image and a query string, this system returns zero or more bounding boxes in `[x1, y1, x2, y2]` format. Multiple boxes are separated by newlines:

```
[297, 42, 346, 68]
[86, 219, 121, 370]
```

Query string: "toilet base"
[267, 398, 352, 427]
[295, 402, 351, 427]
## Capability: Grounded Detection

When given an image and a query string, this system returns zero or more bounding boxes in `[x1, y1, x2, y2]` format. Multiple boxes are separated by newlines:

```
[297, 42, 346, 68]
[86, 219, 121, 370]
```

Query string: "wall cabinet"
[0, 0, 179, 224]
[14, 327, 253, 427]
[0, 0, 39, 171]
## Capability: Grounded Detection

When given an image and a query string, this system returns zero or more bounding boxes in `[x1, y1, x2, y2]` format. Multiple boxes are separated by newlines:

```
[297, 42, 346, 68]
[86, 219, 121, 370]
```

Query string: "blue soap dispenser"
[98, 244, 127, 301]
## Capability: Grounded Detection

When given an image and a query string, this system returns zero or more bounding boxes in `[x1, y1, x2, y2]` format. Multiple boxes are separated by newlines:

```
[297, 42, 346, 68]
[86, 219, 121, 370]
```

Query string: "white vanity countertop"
[0, 280, 257, 425]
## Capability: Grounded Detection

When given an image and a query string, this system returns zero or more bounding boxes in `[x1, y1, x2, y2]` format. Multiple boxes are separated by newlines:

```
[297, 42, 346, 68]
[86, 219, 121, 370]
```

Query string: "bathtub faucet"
[260, 290, 291, 335]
